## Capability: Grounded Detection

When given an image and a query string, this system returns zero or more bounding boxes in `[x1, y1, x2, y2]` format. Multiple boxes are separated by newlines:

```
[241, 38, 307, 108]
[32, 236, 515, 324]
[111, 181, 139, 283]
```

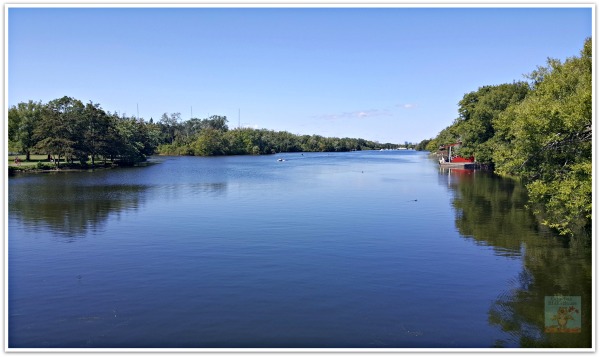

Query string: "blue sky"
[7, 6, 592, 143]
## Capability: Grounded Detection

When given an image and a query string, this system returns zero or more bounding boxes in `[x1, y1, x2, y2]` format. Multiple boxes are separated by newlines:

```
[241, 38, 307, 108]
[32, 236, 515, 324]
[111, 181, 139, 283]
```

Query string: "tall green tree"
[493, 38, 592, 236]
[34, 96, 85, 167]
[82, 101, 113, 166]
[160, 112, 181, 144]
[453, 82, 530, 162]
[205, 115, 229, 132]
[422, 38, 591, 236]
[194, 128, 228, 156]
[114, 116, 159, 164]
[424, 123, 463, 153]
[8, 100, 43, 161]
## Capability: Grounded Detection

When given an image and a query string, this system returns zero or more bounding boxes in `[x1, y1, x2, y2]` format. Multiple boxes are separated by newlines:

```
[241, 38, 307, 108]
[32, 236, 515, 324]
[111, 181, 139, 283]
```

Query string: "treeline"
[157, 119, 392, 156]
[418, 38, 591, 236]
[8, 97, 398, 167]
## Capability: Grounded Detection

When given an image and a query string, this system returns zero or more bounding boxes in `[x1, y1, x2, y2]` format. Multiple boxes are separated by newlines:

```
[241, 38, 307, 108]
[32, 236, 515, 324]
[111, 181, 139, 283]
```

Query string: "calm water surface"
[8, 151, 591, 348]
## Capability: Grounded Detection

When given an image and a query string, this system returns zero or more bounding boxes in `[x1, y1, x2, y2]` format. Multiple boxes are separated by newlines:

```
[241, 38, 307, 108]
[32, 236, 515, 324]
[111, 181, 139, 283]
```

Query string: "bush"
[36, 162, 55, 170]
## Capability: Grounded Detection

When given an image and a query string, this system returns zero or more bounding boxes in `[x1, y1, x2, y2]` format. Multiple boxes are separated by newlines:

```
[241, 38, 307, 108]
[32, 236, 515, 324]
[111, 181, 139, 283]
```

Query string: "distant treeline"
[417, 38, 591, 237]
[8, 98, 401, 167]
[156, 114, 399, 156]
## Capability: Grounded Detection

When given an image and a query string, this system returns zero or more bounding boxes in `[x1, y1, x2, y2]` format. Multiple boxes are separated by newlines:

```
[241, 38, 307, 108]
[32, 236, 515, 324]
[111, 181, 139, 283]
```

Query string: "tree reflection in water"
[9, 181, 149, 239]
[440, 167, 591, 348]
[8, 173, 227, 240]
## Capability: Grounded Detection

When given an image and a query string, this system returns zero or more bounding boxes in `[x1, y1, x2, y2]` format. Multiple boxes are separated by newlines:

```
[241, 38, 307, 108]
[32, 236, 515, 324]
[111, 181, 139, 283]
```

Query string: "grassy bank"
[8, 154, 118, 174]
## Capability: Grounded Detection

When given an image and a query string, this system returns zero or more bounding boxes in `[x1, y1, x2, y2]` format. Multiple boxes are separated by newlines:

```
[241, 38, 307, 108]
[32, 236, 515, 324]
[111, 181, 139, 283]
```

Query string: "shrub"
[36, 162, 55, 170]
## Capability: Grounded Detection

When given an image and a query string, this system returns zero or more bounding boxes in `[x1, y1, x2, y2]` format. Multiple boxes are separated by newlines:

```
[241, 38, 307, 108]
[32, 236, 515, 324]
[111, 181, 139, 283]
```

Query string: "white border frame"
[3, 2, 595, 354]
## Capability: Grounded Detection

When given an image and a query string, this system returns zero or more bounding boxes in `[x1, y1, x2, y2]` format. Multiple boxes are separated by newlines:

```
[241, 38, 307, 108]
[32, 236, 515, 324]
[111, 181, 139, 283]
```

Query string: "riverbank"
[8, 154, 152, 175]
[9, 162, 118, 175]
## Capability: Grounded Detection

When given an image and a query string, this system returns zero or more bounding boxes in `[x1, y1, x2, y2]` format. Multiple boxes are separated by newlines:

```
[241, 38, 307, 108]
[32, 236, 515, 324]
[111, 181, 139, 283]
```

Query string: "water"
[7, 151, 591, 349]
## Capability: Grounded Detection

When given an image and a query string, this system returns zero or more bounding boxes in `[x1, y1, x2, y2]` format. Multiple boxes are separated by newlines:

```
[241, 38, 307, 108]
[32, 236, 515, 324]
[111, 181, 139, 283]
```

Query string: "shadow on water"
[8, 171, 228, 240]
[9, 181, 149, 239]
[439, 167, 592, 348]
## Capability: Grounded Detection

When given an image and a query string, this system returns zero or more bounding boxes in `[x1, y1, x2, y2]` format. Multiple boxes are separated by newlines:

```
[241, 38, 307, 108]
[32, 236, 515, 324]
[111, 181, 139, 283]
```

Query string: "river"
[7, 150, 592, 349]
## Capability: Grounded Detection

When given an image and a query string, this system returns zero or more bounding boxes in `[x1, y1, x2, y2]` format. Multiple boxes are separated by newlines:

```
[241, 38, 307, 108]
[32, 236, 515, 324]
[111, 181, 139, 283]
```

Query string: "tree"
[82, 101, 113, 167]
[10, 96, 161, 167]
[415, 138, 431, 151]
[114, 117, 148, 164]
[205, 115, 229, 132]
[424, 123, 463, 154]
[180, 118, 205, 144]
[101, 113, 124, 163]
[494, 38, 592, 236]
[34, 96, 85, 167]
[454, 82, 530, 162]
[8, 100, 43, 161]
[160, 112, 181, 144]
[194, 128, 228, 156]
[421, 38, 591, 236]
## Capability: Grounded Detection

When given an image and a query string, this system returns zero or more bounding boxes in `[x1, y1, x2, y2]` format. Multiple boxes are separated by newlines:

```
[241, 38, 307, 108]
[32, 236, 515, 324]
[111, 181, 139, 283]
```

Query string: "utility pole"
[238, 108, 241, 129]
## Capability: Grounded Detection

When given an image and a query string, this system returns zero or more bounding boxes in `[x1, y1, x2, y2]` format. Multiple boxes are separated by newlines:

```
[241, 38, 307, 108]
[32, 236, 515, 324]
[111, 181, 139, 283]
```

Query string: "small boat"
[277, 158, 285, 162]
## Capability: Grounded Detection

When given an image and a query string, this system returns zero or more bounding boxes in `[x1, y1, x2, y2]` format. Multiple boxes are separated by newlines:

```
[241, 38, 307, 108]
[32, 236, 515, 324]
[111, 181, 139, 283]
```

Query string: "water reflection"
[441, 167, 592, 348]
[488, 238, 591, 348]
[439, 167, 534, 256]
[9, 181, 148, 239]
[9, 171, 230, 239]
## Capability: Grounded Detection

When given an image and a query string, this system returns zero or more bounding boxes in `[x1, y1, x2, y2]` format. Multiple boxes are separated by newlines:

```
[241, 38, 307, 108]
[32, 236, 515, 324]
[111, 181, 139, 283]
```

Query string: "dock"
[439, 161, 480, 169]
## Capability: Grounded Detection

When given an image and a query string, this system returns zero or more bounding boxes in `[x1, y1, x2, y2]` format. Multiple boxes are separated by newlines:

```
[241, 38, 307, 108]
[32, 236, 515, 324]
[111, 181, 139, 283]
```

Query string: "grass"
[8, 154, 119, 174]
[8, 154, 54, 167]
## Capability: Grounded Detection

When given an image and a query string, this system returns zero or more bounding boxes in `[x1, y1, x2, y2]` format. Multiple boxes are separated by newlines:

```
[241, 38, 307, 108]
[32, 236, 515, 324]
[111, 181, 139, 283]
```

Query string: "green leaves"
[428, 38, 592, 237]
[457, 82, 530, 162]
[193, 128, 228, 156]
[494, 38, 592, 236]
[156, 125, 389, 157]
[527, 162, 591, 236]
[8, 96, 161, 166]
[8, 100, 42, 160]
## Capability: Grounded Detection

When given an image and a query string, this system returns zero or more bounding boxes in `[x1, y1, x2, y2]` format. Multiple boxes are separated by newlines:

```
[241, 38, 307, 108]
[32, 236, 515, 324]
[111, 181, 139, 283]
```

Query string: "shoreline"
[8, 164, 117, 175]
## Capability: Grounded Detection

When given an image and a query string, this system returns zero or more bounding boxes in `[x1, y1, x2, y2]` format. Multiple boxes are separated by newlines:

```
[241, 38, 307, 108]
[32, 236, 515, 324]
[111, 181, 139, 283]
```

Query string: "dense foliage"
[423, 81, 531, 162]
[8, 97, 398, 167]
[157, 124, 393, 156]
[423, 38, 592, 236]
[9, 97, 160, 167]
